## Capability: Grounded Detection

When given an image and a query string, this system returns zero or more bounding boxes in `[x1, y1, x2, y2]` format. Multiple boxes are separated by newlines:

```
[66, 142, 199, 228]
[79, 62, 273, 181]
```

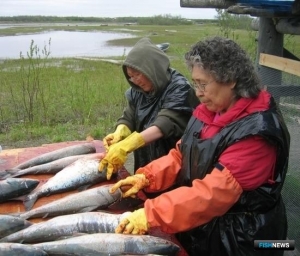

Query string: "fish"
[32, 233, 180, 255]
[11, 142, 96, 170]
[19, 184, 122, 220]
[0, 243, 47, 256]
[0, 215, 32, 239]
[0, 178, 40, 203]
[0, 211, 131, 243]
[0, 154, 95, 180]
[23, 158, 107, 210]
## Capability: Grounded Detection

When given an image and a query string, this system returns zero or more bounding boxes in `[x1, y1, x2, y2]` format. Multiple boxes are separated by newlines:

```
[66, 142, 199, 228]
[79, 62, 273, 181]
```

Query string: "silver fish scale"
[20, 185, 122, 219]
[39, 159, 103, 193]
[0, 154, 88, 179]
[33, 233, 180, 255]
[0, 242, 48, 256]
[14, 143, 96, 170]
[0, 212, 131, 243]
[24, 159, 107, 210]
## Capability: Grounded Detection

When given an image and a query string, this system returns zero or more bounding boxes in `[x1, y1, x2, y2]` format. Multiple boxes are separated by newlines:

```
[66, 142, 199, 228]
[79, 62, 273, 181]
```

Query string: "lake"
[0, 30, 135, 59]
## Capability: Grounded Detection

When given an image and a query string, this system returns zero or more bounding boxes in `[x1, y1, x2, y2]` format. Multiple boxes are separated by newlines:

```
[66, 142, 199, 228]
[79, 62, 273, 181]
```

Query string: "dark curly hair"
[184, 36, 263, 99]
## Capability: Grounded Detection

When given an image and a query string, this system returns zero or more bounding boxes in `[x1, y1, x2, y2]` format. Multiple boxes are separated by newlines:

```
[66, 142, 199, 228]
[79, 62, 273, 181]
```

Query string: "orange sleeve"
[144, 167, 243, 234]
[136, 140, 182, 192]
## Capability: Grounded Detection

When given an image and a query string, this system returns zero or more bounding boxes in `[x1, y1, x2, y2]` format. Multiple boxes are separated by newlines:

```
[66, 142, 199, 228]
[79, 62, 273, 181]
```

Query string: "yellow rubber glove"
[99, 132, 145, 180]
[103, 124, 131, 151]
[115, 208, 149, 235]
[110, 174, 150, 198]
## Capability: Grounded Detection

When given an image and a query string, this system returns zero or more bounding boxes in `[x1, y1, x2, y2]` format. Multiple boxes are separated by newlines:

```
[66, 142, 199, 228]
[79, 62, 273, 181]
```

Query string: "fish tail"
[0, 168, 20, 179]
[24, 193, 38, 211]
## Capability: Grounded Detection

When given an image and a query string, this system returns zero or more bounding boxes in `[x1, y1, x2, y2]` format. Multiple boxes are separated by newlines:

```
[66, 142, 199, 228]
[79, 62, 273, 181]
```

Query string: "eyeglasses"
[191, 80, 214, 92]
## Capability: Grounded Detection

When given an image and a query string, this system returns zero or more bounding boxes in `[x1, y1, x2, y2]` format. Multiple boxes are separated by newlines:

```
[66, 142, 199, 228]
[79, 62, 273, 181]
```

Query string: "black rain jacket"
[116, 38, 199, 172]
[176, 97, 290, 256]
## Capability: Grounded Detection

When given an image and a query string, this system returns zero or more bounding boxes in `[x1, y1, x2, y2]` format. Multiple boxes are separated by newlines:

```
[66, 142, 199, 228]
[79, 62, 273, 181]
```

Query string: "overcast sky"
[0, 0, 218, 19]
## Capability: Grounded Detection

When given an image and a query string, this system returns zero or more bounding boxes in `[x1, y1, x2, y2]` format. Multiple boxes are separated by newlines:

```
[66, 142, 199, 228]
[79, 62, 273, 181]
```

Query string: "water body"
[0, 30, 135, 59]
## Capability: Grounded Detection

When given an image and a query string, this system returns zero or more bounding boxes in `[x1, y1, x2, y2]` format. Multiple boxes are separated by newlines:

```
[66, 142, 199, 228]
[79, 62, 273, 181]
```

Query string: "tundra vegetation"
[0, 14, 299, 149]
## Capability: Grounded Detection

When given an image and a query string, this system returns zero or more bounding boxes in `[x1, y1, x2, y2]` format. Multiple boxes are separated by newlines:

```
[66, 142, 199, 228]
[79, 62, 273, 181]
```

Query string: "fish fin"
[42, 213, 49, 218]
[24, 219, 33, 226]
[77, 184, 91, 192]
[79, 206, 98, 213]
[10, 195, 27, 202]
[24, 194, 38, 211]
[0, 168, 21, 179]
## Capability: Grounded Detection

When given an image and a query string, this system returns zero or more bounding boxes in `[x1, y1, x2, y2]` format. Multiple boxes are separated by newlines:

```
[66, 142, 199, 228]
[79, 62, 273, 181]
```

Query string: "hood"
[122, 37, 171, 95]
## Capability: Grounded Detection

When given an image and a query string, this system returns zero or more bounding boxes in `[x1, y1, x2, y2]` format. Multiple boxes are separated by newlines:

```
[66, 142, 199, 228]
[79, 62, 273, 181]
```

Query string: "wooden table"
[0, 140, 188, 256]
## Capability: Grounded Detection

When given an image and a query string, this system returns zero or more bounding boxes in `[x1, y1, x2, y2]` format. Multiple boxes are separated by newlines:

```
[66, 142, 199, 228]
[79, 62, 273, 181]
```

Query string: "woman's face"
[126, 67, 153, 92]
[191, 66, 237, 114]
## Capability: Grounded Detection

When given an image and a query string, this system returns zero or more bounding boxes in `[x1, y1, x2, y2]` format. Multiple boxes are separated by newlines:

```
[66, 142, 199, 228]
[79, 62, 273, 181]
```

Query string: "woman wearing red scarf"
[110, 36, 290, 256]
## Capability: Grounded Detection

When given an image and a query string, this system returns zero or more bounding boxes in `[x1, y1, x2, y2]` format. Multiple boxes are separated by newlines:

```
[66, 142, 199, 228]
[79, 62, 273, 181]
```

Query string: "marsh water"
[0, 29, 135, 59]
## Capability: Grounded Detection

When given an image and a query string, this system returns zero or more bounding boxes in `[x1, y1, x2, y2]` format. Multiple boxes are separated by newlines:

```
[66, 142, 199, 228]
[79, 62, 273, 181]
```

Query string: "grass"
[0, 22, 300, 148]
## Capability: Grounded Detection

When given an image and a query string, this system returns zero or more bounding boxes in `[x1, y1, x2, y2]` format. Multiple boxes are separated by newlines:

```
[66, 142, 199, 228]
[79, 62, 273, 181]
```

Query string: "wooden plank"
[259, 53, 300, 77]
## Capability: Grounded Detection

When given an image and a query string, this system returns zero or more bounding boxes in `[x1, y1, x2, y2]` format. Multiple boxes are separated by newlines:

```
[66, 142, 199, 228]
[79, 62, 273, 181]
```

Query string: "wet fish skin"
[23, 158, 107, 211]
[13, 142, 96, 170]
[0, 154, 91, 180]
[0, 211, 131, 243]
[0, 242, 47, 256]
[33, 233, 180, 255]
[19, 184, 122, 220]
[0, 178, 40, 203]
[0, 215, 32, 239]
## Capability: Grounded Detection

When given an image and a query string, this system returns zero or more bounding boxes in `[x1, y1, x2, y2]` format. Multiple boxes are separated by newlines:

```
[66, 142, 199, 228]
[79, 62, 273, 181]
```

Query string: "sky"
[0, 0, 218, 19]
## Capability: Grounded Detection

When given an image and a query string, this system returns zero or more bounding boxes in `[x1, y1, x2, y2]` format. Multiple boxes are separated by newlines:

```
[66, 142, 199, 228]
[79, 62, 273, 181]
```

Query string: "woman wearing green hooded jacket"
[99, 37, 199, 181]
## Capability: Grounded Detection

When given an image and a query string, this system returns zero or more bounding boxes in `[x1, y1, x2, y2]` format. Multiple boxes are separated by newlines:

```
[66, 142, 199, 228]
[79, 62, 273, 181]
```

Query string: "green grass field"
[0, 22, 299, 148]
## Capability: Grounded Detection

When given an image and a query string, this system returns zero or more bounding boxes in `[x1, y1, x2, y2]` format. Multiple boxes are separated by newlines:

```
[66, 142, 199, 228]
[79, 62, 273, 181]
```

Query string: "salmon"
[12, 142, 96, 170]
[19, 185, 122, 220]
[0, 154, 92, 180]
[33, 233, 180, 255]
[23, 158, 107, 210]
[0, 211, 131, 243]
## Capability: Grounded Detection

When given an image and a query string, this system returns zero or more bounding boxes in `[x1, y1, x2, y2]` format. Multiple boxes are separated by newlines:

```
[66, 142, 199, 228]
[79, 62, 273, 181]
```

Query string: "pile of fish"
[0, 211, 180, 255]
[0, 142, 96, 180]
[0, 143, 180, 255]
